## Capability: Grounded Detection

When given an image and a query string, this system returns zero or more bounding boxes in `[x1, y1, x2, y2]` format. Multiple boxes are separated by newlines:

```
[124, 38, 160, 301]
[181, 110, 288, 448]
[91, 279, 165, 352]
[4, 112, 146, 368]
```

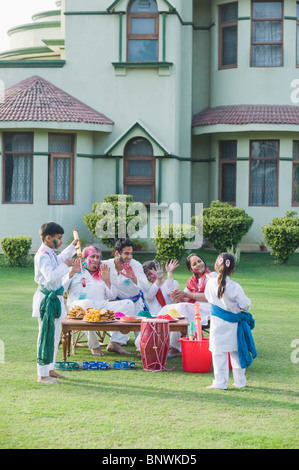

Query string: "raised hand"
[165, 259, 179, 273]
[100, 263, 111, 285]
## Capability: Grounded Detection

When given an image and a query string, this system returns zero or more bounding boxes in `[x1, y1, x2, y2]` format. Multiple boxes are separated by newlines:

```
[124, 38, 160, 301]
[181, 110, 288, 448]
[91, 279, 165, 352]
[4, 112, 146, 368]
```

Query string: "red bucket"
[178, 337, 212, 373]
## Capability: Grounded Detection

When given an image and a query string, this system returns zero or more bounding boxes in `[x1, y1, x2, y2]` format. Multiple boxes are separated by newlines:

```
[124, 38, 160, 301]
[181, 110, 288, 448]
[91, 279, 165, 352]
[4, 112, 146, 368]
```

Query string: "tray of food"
[67, 305, 85, 319]
[83, 307, 115, 322]
[118, 316, 147, 323]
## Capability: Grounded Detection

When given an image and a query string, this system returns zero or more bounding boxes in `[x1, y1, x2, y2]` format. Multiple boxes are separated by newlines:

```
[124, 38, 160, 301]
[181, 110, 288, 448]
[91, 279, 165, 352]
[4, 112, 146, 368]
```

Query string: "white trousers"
[211, 351, 246, 389]
[37, 317, 62, 377]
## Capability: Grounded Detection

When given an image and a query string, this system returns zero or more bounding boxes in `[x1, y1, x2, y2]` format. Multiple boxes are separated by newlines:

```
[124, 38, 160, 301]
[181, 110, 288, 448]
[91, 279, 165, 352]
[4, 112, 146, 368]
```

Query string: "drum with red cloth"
[140, 319, 170, 371]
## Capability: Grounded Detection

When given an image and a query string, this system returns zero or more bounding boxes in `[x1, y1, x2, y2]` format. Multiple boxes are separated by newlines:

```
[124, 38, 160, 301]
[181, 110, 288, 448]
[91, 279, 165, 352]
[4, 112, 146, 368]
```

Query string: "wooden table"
[61, 318, 190, 361]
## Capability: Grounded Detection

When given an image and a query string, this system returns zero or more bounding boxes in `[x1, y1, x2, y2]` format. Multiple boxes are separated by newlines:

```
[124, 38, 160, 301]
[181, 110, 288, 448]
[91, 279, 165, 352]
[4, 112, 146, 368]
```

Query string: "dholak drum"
[140, 319, 170, 371]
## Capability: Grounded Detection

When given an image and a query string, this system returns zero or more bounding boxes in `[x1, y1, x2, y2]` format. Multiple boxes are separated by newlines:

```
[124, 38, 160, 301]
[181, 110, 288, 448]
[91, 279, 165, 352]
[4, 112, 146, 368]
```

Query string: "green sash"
[37, 286, 64, 366]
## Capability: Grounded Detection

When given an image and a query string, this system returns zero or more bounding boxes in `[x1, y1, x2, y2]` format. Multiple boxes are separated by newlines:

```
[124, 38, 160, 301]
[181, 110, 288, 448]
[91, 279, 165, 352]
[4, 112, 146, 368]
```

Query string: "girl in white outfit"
[204, 253, 252, 390]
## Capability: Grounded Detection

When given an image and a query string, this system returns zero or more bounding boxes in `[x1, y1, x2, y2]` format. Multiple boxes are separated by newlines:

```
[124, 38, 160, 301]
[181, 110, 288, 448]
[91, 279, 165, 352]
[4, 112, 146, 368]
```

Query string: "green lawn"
[0, 250, 298, 449]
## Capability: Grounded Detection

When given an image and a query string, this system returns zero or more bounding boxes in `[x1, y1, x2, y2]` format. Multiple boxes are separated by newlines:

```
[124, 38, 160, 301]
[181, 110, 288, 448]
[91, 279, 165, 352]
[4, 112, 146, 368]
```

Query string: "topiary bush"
[1, 236, 32, 267]
[84, 194, 147, 249]
[192, 200, 253, 253]
[262, 211, 299, 263]
[151, 224, 196, 262]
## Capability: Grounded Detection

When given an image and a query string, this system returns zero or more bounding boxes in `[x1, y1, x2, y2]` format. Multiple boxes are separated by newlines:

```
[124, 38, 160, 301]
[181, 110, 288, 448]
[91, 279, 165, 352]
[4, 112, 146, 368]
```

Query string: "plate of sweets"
[67, 305, 85, 320]
[118, 316, 146, 323]
[83, 308, 116, 323]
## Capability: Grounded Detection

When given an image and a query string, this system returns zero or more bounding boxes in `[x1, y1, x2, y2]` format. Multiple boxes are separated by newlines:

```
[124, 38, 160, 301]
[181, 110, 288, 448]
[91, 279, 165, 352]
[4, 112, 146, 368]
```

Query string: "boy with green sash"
[32, 222, 79, 384]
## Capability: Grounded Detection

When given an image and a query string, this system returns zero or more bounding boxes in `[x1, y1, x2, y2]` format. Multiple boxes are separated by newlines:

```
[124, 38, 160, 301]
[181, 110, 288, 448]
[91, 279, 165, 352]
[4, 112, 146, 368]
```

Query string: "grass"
[0, 250, 298, 449]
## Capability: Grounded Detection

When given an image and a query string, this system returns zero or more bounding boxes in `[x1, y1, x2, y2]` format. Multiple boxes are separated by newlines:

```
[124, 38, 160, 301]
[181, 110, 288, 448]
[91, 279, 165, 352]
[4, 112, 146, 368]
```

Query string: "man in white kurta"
[204, 275, 251, 389]
[62, 266, 135, 354]
[104, 239, 149, 351]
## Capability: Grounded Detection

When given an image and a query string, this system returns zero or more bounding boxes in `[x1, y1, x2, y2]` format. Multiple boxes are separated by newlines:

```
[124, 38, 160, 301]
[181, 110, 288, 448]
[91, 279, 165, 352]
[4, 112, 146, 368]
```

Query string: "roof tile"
[0, 75, 114, 125]
[192, 105, 299, 126]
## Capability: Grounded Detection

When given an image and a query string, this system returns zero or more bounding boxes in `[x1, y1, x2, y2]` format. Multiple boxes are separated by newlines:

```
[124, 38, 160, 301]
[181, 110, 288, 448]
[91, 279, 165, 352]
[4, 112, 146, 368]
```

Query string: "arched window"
[127, 0, 159, 62]
[124, 137, 155, 204]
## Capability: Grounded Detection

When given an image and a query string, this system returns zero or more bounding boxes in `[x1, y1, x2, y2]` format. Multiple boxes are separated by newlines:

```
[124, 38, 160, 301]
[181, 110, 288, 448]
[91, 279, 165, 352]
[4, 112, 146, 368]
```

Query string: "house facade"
[0, 0, 298, 250]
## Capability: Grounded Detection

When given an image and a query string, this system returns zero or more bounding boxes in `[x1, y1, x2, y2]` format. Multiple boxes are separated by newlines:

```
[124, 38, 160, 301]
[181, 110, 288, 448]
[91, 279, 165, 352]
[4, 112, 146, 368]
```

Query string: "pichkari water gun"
[194, 302, 202, 341]
[73, 229, 86, 287]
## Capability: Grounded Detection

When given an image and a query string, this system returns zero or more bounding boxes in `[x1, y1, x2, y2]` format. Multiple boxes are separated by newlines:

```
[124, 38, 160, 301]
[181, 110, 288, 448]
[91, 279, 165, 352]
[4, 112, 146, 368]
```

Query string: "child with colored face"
[33, 221, 77, 384]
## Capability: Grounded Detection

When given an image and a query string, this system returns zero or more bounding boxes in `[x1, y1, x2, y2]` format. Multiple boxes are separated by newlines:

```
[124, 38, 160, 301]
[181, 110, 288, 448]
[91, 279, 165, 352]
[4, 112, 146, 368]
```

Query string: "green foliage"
[151, 224, 196, 262]
[83, 194, 147, 249]
[1, 235, 32, 267]
[262, 211, 299, 263]
[192, 201, 253, 253]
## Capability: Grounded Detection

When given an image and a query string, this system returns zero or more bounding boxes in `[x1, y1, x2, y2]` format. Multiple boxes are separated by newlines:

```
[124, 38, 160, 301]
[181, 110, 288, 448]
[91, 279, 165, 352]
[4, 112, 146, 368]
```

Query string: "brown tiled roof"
[0, 75, 114, 124]
[192, 105, 299, 127]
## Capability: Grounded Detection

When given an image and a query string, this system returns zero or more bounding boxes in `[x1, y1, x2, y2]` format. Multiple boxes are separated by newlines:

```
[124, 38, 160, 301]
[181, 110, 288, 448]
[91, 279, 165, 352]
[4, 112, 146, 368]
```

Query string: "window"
[250, 140, 279, 206]
[219, 2, 238, 69]
[127, 0, 159, 62]
[292, 141, 299, 205]
[124, 137, 155, 204]
[251, 1, 283, 66]
[48, 134, 74, 204]
[3, 133, 33, 203]
[219, 141, 237, 204]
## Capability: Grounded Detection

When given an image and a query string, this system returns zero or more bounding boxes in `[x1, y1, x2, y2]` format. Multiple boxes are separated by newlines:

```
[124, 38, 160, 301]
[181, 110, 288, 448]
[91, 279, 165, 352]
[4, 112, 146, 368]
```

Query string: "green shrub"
[262, 211, 299, 263]
[84, 194, 147, 249]
[1, 236, 32, 267]
[192, 200, 253, 253]
[152, 224, 196, 262]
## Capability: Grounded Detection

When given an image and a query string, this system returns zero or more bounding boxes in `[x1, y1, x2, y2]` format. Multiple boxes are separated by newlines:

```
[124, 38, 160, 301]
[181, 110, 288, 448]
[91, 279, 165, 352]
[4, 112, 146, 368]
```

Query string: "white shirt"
[32, 242, 76, 318]
[143, 278, 179, 317]
[104, 258, 149, 299]
[205, 276, 251, 352]
[63, 268, 118, 310]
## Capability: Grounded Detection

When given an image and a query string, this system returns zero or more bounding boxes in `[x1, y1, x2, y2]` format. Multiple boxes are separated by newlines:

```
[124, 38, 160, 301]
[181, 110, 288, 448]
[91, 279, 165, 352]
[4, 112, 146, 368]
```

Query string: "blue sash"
[117, 290, 149, 312]
[211, 304, 257, 369]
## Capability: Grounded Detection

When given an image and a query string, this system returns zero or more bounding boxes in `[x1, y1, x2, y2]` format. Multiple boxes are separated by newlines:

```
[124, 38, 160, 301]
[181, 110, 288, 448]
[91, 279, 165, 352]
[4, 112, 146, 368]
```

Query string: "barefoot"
[106, 342, 131, 355]
[50, 370, 67, 379]
[91, 347, 104, 356]
[37, 376, 60, 384]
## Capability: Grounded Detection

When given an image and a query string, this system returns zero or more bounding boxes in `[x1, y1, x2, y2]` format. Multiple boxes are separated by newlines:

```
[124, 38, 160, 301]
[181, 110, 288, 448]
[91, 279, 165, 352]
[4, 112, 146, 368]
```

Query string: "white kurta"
[32, 242, 76, 377]
[32, 242, 76, 318]
[143, 278, 179, 317]
[204, 276, 251, 353]
[62, 269, 119, 310]
[104, 258, 149, 315]
[62, 268, 135, 347]
[135, 278, 179, 351]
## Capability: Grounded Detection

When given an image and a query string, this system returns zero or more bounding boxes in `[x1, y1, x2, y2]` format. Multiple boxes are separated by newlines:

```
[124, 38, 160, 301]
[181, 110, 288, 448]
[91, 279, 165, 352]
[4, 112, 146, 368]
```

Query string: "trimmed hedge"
[1, 236, 32, 267]
[262, 211, 299, 263]
[84, 194, 147, 249]
[152, 224, 196, 262]
[192, 201, 253, 253]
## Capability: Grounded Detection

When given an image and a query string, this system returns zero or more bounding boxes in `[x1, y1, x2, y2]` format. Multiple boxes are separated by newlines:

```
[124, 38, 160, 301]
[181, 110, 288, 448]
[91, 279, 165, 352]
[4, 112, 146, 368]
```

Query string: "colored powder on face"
[53, 240, 58, 248]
